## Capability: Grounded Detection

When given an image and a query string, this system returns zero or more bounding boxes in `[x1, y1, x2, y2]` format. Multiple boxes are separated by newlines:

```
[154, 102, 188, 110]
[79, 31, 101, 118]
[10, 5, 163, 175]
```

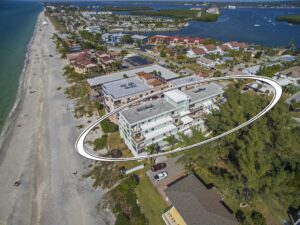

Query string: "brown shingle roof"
[192, 47, 207, 55]
[205, 44, 217, 51]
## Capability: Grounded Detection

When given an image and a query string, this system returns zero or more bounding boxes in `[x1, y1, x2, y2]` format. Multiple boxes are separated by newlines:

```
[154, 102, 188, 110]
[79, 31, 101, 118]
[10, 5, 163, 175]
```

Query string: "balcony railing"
[131, 126, 142, 134]
[173, 119, 183, 127]
[132, 133, 145, 143]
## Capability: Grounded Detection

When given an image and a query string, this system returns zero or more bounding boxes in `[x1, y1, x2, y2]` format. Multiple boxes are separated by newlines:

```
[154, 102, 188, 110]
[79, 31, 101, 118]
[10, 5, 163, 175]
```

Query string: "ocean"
[0, 0, 42, 131]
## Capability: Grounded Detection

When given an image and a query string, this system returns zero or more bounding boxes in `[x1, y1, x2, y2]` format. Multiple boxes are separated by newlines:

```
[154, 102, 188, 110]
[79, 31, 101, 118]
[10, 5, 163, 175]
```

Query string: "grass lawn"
[135, 174, 168, 225]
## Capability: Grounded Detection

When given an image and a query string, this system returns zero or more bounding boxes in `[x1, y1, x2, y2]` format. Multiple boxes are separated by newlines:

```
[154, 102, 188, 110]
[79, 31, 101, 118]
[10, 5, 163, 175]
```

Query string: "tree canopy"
[180, 85, 300, 223]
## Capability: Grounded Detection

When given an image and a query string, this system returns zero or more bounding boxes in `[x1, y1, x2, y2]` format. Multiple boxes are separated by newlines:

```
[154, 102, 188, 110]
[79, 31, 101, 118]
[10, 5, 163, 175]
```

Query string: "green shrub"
[101, 119, 119, 133]
[95, 102, 104, 111]
[93, 136, 107, 150]
[251, 211, 266, 225]
[115, 213, 130, 225]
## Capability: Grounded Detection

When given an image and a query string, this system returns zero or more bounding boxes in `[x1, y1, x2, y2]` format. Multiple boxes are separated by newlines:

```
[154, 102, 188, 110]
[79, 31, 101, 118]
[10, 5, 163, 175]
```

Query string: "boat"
[254, 24, 261, 27]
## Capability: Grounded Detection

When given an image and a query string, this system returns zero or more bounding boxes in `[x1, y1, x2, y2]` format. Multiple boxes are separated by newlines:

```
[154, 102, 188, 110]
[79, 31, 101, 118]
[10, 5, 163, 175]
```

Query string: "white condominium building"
[118, 82, 225, 156]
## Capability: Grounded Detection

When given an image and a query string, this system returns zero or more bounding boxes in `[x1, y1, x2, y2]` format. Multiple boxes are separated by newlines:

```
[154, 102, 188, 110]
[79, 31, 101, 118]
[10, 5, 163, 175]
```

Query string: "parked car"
[154, 171, 168, 182]
[151, 163, 166, 172]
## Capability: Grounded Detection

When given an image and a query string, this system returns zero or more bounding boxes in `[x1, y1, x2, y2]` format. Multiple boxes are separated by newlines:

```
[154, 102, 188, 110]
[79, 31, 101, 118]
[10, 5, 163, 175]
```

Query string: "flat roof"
[87, 64, 179, 87]
[165, 175, 238, 225]
[164, 89, 189, 103]
[170, 75, 202, 86]
[183, 83, 224, 104]
[120, 99, 175, 124]
[102, 77, 150, 99]
[286, 91, 300, 104]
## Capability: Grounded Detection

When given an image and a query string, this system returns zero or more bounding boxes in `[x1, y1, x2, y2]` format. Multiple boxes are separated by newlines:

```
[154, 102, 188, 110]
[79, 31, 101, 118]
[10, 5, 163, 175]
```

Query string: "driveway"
[146, 155, 187, 205]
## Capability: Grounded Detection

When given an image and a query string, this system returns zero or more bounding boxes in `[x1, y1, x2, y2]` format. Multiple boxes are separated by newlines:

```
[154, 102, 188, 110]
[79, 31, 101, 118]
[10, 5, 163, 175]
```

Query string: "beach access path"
[0, 11, 114, 225]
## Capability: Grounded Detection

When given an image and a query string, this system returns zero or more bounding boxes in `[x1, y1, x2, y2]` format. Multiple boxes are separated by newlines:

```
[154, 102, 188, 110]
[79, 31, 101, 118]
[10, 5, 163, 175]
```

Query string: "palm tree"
[146, 144, 156, 165]
[164, 135, 177, 150]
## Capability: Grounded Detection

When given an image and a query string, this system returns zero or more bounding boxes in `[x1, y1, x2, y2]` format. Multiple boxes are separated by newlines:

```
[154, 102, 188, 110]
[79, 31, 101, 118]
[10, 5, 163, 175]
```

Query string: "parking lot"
[146, 155, 187, 204]
[147, 155, 186, 185]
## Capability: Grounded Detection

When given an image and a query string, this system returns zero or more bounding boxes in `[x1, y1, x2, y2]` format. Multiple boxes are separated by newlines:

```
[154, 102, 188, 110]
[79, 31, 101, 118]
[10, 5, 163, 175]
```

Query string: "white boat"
[254, 24, 261, 27]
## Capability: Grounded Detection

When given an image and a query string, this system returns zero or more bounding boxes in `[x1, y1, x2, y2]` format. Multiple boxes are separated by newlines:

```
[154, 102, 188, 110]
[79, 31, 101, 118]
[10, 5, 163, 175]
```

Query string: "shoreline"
[0, 10, 42, 156]
[0, 9, 114, 225]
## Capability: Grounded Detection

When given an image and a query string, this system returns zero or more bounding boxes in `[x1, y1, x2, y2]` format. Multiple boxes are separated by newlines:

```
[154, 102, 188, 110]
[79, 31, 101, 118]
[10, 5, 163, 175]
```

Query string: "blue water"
[0, 1, 42, 131]
[153, 8, 300, 48]
[0, 1, 299, 131]
[68, 1, 300, 47]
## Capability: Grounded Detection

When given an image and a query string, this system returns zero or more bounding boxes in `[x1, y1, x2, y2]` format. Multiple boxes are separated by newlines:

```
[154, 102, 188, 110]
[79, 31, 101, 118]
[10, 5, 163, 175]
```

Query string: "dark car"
[151, 163, 166, 172]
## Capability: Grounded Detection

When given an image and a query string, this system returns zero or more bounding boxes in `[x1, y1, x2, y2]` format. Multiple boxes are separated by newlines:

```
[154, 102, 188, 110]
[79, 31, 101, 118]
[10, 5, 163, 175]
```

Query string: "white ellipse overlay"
[75, 75, 282, 162]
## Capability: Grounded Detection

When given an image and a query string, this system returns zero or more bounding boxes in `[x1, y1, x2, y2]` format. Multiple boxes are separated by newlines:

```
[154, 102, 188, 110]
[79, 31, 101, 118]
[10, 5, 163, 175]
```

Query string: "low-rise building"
[186, 47, 207, 58]
[102, 32, 125, 45]
[281, 66, 300, 86]
[223, 41, 248, 50]
[95, 51, 115, 69]
[72, 51, 98, 73]
[149, 35, 206, 47]
[85, 25, 101, 33]
[243, 65, 260, 75]
[206, 7, 220, 15]
[132, 34, 148, 43]
[87, 64, 179, 100]
[118, 83, 224, 156]
[162, 174, 238, 225]
[197, 57, 217, 68]
[170, 75, 202, 90]
[102, 77, 155, 122]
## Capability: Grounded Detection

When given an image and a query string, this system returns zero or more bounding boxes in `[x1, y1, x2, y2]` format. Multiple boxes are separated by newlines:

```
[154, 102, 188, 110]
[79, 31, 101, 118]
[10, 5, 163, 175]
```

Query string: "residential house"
[72, 51, 98, 74]
[102, 33, 125, 45]
[162, 174, 238, 225]
[243, 65, 261, 75]
[197, 57, 217, 69]
[95, 51, 115, 69]
[132, 34, 148, 43]
[186, 47, 207, 58]
[223, 41, 248, 51]
[281, 66, 300, 86]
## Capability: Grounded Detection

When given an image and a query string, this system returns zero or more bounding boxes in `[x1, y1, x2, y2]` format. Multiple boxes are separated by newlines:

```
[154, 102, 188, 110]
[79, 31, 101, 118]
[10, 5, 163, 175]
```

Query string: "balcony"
[190, 110, 205, 119]
[133, 133, 145, 143]
[171, 113, 180, 119]
[131, 125, 141, 134]
[173, 118, 183, 127]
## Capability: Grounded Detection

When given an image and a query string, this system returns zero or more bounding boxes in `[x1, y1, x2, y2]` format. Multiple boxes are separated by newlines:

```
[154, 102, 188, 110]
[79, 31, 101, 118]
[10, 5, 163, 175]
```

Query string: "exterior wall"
[103, 89, 155, 123]
[118, 93, 223, 156]
[162, 207, 187, 225]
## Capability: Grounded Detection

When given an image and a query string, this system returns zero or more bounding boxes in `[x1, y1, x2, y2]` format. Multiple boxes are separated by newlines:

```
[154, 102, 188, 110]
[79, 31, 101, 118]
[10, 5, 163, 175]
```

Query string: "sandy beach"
[0, 11, 114, 225]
